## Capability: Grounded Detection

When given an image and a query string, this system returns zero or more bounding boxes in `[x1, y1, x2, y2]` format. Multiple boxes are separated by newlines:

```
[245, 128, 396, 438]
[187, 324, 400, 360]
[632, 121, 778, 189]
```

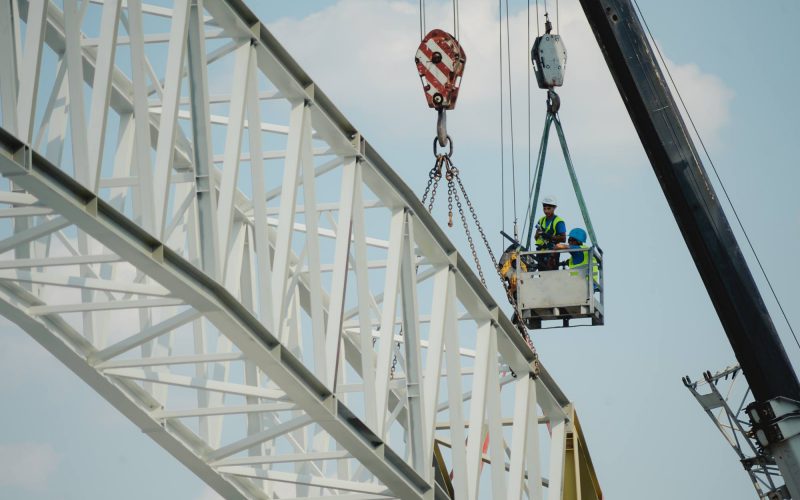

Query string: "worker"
[534, 195, 566, 270]
[556, 227, 599, 288]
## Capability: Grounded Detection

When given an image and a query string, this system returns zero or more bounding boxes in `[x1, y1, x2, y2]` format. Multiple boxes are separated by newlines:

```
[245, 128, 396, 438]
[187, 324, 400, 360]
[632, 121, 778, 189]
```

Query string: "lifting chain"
[421, 142, 538, 375]
[390, 326, 403, 380]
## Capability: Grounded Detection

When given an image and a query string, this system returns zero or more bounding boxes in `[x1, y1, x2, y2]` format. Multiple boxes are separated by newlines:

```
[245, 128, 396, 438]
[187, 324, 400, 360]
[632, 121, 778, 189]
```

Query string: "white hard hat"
[542, 195, 557, 206]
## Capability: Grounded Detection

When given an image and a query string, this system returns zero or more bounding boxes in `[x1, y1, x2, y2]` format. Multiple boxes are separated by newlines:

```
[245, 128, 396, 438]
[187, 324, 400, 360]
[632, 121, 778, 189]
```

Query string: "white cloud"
[0, 442, 60, 491]
[267, 0, 733, 172]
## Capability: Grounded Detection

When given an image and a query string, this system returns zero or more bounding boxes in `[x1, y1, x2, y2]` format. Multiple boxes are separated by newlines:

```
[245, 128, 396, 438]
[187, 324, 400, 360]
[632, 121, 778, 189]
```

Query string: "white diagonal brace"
[16, 0, 47, 141]
[350, 160, 377, 429]
[102, 368, 286, 400]
[127, 0, 156, 234]
[216, 467, 393, 496]
[216, 41, 251, 276]
[466, 320, 493, 500]
[152, 0, 190, 238]
[91, 308, 201, 362]
[422, 265, 450, 456]
[97, 352, 245, 369]
[443, 271, 468, 499]
[152, 402, 296, 420]
[508, 376, 533, 500]
[208, 414, 312, 462]
[87, 0, 122, 191]
[270, 101, 307, 332]
[325, 158, 357, 388]
[0, 216, 69, 253]
[547, 418, 567, 500]
[526, 380, 544, 500]
[63, 0, 91, 185]
[374, 209, 404, 438]
[0, 0, 20, 134]
[0, 269, 169, 296]
[28, 297, 183, 315]
[485, 328, 509, 500]
[399, 212, 426, 473]
[245, 42, 273, 330]
[213, 450, 349, 467]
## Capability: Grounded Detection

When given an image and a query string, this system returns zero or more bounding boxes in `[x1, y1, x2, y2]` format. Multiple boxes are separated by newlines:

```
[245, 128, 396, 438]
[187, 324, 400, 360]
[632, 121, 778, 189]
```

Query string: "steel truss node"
[0, 1, 598, 498]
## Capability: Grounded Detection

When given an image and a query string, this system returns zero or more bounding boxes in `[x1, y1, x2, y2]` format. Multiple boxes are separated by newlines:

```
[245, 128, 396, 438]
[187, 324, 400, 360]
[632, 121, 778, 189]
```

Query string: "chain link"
[421, 156, 444, 212]
[454, 172, 536, 353]
[390, 326, 403, 380]
[420, 146, 538, 368]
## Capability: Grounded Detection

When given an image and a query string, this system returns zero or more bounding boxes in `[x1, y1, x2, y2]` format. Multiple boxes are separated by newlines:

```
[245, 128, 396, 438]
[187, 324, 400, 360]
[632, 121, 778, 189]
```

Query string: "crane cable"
[498, 0, 520, 240]
[495, 0, 537, 353]
[418, 0, 426, 40]
[632, 0, 799, 351]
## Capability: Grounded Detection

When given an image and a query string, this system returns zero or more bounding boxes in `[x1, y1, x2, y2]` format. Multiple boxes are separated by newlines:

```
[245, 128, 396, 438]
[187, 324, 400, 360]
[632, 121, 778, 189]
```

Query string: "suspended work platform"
[514, 247, 604, 329]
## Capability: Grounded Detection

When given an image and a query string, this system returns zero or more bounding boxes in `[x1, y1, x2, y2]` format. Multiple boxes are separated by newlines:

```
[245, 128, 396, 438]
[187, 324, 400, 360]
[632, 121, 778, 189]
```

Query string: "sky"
[1, 0, 798, 499]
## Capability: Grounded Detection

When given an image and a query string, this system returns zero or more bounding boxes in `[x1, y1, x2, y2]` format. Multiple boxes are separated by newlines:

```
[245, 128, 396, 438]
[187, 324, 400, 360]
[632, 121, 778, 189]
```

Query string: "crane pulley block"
[532, 33, 567, 89]
[415, 29, 466, 110]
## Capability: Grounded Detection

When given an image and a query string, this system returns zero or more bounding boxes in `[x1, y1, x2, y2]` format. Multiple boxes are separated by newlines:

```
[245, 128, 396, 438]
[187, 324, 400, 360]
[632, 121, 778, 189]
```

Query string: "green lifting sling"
[522, 90, 599, 251]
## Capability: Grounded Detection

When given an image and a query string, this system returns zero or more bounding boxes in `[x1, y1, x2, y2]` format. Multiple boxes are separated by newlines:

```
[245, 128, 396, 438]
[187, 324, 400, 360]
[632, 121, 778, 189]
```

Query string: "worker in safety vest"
[533, 195, 566, 270]
[556, 228, 599, 288]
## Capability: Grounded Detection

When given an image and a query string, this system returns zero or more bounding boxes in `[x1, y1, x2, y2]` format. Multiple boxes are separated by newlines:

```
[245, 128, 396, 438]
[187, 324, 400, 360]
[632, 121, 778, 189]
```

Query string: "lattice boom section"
[0, 1, 579, 499]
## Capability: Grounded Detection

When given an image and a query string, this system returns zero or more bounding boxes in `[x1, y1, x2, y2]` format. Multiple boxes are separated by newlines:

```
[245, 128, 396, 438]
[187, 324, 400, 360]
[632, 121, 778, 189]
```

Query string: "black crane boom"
[576, 0, 800, 493]
[577, 0, 799, 402]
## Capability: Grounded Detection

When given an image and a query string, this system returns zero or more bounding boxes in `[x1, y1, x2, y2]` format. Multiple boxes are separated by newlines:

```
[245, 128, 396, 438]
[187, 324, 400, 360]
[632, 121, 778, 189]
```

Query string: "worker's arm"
[553, 220, 567, 243]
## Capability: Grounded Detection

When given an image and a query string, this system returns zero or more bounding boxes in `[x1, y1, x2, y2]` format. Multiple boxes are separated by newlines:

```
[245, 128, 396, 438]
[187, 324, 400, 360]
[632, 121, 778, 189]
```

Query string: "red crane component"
[414, 29, 466, 110]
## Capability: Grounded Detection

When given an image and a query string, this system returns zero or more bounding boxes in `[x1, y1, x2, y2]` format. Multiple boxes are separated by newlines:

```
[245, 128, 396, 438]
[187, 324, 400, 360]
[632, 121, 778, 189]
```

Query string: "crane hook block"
[531, 33, 567, 89]
[415, 29, 466, 110]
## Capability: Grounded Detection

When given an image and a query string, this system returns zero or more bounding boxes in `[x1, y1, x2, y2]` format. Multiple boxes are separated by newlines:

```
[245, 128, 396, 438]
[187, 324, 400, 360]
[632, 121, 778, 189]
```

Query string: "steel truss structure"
[684, 365, 790, 499]
[0, 1, 599, 498]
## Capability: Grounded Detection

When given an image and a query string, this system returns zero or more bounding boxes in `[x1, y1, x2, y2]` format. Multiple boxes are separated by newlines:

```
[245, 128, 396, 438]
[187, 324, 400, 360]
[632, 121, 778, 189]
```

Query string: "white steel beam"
[87, 0, 122, 191]
[466, 321, 493, 500]
[152, 0, 190, 237]
[127, 0, 156, 234]
[216, 42, 251, 276]
[325, 158, 356, 388]
[15, 0, 47, 141]
[0, 0, 20, 134]
[547, 419, 567, 500]
[399, 212, 426, 474]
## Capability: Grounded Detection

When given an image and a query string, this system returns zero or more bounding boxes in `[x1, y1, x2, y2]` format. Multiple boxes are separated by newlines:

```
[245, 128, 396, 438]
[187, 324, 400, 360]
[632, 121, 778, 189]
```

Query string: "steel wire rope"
[528, 0, 532, 193]
[499, 0, 506, 243]
[521, 7, 548, 246]
[631, 0, 800, 350]
[452, 0, 460, 39]
[504, 0, 519, 230]
[419, 0, 426, 40]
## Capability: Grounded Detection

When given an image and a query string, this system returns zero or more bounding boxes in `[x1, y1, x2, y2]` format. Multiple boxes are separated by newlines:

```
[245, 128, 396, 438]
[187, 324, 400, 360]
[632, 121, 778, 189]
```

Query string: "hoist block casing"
[415, 29, 466, 110]
[532, 34, 567, 89]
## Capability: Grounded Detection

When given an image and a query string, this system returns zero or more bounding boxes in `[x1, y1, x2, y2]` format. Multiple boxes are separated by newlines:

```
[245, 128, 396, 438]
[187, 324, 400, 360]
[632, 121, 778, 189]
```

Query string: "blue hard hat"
[568, 228, 587, 243]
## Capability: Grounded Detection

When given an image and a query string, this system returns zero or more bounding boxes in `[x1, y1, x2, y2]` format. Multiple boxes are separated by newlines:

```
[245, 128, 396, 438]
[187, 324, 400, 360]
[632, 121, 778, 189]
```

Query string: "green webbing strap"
[553, 114, 598, 246]
[522, 99, 599, 249]
[523, 112, 554, 249]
